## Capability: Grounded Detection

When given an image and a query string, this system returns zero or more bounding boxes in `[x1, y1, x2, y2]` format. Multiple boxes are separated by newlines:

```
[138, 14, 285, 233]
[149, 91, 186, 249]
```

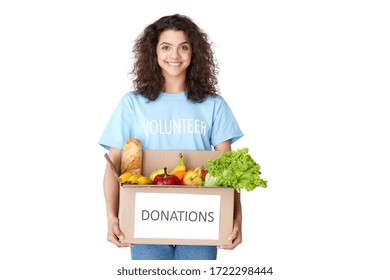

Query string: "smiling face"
[156, 29, 192, 84]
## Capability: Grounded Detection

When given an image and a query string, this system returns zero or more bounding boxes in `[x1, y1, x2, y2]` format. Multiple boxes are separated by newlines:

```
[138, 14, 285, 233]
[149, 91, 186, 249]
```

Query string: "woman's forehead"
[158, 29, 189, 43]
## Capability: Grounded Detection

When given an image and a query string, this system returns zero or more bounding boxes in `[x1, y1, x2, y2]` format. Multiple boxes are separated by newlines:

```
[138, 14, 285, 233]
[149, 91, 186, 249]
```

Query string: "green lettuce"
[205, 148, 268, 192]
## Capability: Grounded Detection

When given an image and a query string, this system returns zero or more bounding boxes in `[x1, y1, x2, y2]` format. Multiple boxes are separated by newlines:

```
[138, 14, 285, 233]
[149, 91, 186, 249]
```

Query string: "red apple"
[193, 165, 208, 181]
[181, 169, 203, 186]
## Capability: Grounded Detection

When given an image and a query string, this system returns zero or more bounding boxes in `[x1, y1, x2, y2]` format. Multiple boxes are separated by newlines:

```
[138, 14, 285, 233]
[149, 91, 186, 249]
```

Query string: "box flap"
[104, 153, 120, 182]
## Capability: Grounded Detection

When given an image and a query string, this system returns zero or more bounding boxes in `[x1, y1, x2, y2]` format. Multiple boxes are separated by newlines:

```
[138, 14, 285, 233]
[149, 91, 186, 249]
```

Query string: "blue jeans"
[131, 244, 217, 260]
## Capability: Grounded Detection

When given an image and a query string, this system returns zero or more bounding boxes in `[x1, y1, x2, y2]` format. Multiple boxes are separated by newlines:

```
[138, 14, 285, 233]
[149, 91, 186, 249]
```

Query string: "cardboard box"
[118, 150, 235, 246]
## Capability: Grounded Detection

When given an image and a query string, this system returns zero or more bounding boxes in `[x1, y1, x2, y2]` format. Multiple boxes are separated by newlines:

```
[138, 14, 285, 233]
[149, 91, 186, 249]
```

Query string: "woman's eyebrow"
[159, 41, 189, 45]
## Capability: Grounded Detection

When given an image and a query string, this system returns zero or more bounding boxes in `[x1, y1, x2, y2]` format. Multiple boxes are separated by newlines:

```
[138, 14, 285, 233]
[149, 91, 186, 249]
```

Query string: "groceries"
[121, 138, 142, 175]
[149, 169, 165, 181]
[105, 138, 267, 191]
[205, 148, 268, 192]
[193, 165, 208, 181]
[181, 169, 203, 186]
[153, 167, 181, 185]
[169, 153, 186, 180]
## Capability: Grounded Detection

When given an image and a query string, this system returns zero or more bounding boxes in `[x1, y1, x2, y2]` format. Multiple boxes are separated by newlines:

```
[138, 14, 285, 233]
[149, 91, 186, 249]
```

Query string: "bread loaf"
[121, 138, 142, 175]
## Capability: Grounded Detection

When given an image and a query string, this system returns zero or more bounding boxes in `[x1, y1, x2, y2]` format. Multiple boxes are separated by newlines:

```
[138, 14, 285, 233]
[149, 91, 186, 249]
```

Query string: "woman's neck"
[163, 77, 186, 94]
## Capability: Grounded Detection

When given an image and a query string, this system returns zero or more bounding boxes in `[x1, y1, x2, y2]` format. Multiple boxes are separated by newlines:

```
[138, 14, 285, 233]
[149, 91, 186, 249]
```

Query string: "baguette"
[121, 138, 142, 175]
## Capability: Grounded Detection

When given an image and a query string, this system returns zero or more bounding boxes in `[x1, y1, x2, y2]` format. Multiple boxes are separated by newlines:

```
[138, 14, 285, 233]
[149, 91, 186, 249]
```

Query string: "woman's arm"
[214, 141, 243, 250]
[103, 147, 133, 247]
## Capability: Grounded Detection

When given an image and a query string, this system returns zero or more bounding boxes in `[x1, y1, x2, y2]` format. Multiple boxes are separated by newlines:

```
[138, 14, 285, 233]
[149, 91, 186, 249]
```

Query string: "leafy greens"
[205, 148, 268, 192]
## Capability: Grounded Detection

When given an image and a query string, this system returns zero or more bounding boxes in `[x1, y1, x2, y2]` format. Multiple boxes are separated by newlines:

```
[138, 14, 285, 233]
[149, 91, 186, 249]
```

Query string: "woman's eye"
[180, 45, 189, 51]
[161, 45, 170, 50]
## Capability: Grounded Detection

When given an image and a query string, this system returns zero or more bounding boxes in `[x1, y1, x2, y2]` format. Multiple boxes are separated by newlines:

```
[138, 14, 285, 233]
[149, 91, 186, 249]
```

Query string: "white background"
[0, 0, 389, 279]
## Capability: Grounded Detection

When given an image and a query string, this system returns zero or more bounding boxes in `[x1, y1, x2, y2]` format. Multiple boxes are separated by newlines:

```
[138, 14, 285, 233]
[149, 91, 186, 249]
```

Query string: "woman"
[99, 14, 243, 260]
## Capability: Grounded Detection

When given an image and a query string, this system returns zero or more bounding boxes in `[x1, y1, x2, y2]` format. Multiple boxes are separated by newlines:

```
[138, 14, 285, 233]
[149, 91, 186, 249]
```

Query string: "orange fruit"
[171, 170, 186, 180]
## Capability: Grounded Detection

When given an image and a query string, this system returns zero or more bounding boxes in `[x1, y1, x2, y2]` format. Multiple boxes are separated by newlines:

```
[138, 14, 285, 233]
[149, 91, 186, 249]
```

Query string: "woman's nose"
[170, 48, 179, 58]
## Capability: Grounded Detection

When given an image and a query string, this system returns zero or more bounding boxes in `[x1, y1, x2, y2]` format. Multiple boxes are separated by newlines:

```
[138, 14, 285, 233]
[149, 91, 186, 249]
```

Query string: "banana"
[128, 175, 141, 184]
[135, 176, 153, 185]
[119, 172, 132, 184]
[149, 169, 165, 181]
[170, 153, 186, 180]
[121, 174, 153, 185]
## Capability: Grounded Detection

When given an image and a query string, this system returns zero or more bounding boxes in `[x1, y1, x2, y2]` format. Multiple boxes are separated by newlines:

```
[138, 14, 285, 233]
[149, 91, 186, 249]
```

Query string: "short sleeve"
[210, 97, 243, 147]
[98, 94, 134, 150]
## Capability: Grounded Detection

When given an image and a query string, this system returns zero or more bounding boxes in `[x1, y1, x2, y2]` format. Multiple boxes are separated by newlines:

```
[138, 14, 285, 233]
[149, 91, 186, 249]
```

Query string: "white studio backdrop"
[0, 0, 389, 279]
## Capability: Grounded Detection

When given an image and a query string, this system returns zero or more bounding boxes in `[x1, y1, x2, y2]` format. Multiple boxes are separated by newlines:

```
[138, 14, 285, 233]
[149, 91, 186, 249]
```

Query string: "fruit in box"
[119, 172, 132, 184]
[149, 169, 165, 181]
[170, 153, 186, 180]
[193, 165, 208, 181]
[135, 176, 153, 185]
[181, 169, 203, 186]
[154, 167, 181, 185]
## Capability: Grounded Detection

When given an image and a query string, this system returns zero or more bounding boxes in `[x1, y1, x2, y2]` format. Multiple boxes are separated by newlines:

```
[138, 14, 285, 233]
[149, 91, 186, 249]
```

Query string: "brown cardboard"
[118, 150, 235, 246]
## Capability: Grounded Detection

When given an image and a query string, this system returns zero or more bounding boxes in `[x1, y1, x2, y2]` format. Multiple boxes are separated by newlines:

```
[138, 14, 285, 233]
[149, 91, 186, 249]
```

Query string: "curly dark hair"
[130, 14, 219, 103]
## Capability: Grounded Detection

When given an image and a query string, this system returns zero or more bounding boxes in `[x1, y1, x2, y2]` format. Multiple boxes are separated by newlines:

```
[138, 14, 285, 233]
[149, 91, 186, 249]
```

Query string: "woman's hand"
[218, 215, 242, 250]
[107, 216, 133, 247]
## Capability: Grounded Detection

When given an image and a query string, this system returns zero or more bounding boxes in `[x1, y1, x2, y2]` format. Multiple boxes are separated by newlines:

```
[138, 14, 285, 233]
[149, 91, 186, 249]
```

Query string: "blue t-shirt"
[99, 91, 243, 151]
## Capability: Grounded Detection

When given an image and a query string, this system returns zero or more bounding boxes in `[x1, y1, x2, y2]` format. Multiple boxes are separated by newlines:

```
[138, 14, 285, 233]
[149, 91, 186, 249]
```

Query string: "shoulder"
[122, 91, 144, 100]
[119, 91, 149, 105]
[202, 95, 228, 108]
